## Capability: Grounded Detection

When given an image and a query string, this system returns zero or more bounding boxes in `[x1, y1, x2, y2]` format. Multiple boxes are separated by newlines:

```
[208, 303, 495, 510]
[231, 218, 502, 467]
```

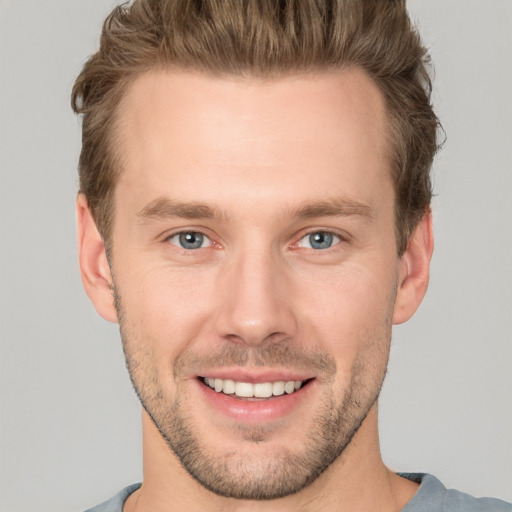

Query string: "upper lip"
[195, 368, 315, 383]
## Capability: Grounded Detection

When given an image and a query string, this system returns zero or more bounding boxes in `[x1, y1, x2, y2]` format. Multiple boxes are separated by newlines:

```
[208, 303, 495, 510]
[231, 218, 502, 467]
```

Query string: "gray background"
[1, 1, 511, 510]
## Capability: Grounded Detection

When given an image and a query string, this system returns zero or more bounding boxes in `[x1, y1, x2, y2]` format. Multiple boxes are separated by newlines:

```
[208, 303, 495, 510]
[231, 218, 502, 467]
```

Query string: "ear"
[393, 210, 434, 325]
[76, 194, 118, 323]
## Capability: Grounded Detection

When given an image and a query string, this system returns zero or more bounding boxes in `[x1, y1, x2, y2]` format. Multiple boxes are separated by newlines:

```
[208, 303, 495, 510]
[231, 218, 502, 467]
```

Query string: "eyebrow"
[137, 196, 373, 222]
[290, 197, 374, 220]
[137, 198, 227, 221]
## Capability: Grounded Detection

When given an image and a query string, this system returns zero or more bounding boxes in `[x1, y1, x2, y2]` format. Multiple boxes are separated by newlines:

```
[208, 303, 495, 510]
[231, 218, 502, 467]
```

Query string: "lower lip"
[195, 379, 315, 423]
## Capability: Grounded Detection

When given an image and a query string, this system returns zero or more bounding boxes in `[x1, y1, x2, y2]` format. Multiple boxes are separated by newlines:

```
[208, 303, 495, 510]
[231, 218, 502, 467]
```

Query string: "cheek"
[118, 264, 219, 356]
[294, 263, 396, 368]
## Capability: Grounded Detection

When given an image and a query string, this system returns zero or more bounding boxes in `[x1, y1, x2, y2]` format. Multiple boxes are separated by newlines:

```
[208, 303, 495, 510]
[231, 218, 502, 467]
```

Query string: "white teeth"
[203, 377, 305, 398]
[272, 381, 285, 396]
[253, 382, 273, 398]
[284, 381, 295, 394]
[235, 382, 254, 398]
[223, 379, 235, 394]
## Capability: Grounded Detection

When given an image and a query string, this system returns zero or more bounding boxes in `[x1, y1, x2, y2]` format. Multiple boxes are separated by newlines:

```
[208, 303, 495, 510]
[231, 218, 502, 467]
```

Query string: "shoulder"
[400, 473, 511, 512]
[84, 483, 142, 512]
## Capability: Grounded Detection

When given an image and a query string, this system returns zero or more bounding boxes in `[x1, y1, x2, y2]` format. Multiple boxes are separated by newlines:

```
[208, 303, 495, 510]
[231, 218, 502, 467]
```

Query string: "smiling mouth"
[200, 377, 312, 400]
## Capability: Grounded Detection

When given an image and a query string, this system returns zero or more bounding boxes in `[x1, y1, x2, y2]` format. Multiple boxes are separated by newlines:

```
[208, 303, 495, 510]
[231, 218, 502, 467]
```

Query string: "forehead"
[114, 68, 391, 213]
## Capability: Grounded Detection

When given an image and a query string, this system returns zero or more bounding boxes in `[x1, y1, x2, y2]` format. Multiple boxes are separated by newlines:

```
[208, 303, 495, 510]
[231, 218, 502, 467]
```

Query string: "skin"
[77, 68, 433, 511]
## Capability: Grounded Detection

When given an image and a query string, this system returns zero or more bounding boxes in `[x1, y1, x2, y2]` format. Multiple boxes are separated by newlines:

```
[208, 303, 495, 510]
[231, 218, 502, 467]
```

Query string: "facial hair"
[113, 282, 392, 500]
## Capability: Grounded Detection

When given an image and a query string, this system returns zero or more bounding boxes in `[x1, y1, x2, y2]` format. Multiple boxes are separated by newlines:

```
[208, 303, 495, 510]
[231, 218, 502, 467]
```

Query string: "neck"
[124, 404, 418, 512]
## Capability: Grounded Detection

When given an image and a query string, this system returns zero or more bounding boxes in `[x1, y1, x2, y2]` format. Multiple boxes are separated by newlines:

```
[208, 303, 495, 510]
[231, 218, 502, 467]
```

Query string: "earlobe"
[76, 194, 118, 323]
[392, 211, 434, 325]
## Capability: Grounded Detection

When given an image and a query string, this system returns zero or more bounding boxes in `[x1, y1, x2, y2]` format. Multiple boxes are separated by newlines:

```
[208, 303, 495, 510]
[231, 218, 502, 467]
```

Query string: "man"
[72, 1, 510, 511]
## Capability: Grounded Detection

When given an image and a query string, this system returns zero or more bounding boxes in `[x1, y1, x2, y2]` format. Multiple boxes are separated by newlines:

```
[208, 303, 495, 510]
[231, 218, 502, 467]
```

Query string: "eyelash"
[294, 230, 344, 251]
[165, 230, 214, 251]
[164, 228, 345, 252]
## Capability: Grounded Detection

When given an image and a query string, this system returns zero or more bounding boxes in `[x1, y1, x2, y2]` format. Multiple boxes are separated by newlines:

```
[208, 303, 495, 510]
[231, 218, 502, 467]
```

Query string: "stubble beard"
[113, 285, 392, 500]
[151, 370, 383, 500]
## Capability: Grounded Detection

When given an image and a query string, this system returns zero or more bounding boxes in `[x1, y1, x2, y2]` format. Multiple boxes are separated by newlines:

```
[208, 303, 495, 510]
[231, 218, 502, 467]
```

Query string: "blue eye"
[298, 231, 341, 250]
[168, 231, 211, 250]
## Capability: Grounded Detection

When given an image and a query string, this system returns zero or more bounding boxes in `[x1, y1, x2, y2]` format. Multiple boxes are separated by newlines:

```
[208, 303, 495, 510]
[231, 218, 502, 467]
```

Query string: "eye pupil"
[179, 232, 204, 249]
[309, 231, 333, 249]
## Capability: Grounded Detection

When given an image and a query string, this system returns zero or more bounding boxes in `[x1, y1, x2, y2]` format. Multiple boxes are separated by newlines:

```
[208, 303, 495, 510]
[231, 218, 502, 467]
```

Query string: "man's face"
[108, 69, 402, 499]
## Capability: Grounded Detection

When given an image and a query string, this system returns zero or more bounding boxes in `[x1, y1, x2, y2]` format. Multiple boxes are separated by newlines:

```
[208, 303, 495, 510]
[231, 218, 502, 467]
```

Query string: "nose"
[214, 246, 298, 346]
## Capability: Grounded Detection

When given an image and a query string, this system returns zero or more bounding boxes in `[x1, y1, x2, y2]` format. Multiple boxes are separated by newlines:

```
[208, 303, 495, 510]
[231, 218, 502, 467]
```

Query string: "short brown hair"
[72, 0, 440, 254]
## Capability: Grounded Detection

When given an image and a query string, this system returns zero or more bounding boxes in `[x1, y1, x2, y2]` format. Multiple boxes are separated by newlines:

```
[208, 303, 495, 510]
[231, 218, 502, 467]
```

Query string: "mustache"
[173, 341, 336, 377]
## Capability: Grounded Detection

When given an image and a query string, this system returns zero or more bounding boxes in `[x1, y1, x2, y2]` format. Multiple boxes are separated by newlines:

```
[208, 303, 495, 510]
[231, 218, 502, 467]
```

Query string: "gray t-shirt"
[84, 474, 511, 512]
